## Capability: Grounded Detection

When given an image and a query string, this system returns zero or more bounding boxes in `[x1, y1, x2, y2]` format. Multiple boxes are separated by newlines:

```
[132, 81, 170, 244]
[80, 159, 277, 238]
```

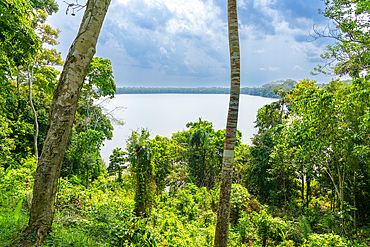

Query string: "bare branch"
[63, 0, 86, 16]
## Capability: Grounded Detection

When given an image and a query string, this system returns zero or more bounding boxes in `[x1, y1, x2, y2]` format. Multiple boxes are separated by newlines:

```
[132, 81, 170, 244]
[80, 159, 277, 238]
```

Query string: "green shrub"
[276, 240, 295, 247]
[302, 233, 345, 246]
[230, 184, 251, 225]
[300, 233, 368, 247]
[0, 210, 29, 246]
[236, 212, 252, 245]
[252, 207, 288, 246]
[299, 215, 313, 239]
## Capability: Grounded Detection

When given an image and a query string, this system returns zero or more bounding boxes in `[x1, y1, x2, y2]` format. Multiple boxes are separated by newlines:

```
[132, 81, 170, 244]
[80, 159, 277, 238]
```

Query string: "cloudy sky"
[47, 0, 338, 88]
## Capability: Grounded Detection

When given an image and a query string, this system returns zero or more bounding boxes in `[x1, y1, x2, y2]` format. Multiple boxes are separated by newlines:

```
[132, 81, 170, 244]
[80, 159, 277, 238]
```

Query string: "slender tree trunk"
[202, 147, 206, 188]
[118, 166, 122, 182]
[21, 0, 111, 244]
[306, 177, 311, 208]
[301, 176, 305, 203]
[17, 67, 20, 91]
[214, 0, 240, 246]
[86, 164, 89, 189]
[353, 172, 357, 230]
[28, 63, 39, 162]
[330, 185, 335, 212]
[134, 146, 148, 217]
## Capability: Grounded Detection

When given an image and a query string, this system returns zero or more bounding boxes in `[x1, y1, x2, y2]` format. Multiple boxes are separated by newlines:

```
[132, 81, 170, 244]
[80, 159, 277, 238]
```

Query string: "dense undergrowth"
[1, 161, 369, 247]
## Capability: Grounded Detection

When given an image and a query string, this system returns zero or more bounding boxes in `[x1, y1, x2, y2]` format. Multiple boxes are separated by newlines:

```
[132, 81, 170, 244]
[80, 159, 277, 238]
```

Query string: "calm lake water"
[100, 94, 277, 163]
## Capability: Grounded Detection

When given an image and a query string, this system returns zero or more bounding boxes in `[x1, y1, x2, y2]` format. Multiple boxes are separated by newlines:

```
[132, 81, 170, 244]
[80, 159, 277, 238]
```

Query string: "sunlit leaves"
[313, 0, 370, 77]
[270, 77, 370, 216]
[126, 129, 156, 217]
[85, 57, 116, 99]
[0, 116, 15, 167]
[108, 147, 127, 182]
[30, 0, 58, 15]
[0, 0, 41, 79]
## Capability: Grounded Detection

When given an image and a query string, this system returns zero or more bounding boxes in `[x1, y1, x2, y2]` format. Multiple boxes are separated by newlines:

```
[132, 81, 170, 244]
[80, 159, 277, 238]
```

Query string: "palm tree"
[214, 0, 241, 246]
[21, 0, 111, 245]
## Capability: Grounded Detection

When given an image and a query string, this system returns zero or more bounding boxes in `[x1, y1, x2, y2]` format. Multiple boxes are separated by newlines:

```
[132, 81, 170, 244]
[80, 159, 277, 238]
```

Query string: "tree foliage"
[127, 129, 156, 217]
[62, 57, 117, 183]
[0, 0, 41, 80]
[312, 0, 370, 77]
[247, 77, 370, 229]
[108, 147, 126, 182]
[30, 0, 58, 15]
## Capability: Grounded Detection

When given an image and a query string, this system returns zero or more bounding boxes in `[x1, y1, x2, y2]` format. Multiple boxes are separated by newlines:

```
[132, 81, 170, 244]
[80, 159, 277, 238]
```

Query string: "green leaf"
[14, 198, 23, 223]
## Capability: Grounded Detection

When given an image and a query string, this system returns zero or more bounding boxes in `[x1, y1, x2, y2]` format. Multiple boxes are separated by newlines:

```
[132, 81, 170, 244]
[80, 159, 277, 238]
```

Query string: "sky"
[47, 0, 340, 88]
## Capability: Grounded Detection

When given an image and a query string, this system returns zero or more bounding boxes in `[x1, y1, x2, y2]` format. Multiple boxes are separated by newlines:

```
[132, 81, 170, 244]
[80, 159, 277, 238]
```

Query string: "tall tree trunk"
[21, 0, 111, 244]
[306, 177, 311, 208]
[16, 67, 20, 91]
[118, 165, 122, 182]
[86, 164, 89, 189]
[301, 175, 305, 203]
[134, 146, 148, 217]
[214, 0, 240, 246]
[352, 172, 357, 230]
[28, 63, 39, 162]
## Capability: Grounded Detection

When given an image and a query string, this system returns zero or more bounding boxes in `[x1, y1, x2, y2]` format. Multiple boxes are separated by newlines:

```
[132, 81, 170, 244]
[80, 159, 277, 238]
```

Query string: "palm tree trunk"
[214, 0, 241, 246]
[21, 0, 111, 245]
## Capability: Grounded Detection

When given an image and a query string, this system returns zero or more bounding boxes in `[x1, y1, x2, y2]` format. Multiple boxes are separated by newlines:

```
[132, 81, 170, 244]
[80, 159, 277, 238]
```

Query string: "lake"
[100, 94, 277, 163]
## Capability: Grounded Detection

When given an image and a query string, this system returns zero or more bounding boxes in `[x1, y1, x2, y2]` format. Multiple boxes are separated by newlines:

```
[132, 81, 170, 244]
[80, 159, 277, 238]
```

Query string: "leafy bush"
[51, 177, 157, 246]
[0, 157, 36, 246]
[236, 212, 252, 245]
[302, 233, 348, 247]
[252, 207, 289, 246]
[299, 215, 313, 239]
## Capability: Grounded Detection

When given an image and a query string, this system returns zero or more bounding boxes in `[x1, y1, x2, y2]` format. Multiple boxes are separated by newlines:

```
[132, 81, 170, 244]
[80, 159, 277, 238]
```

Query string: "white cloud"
[291, 42, 324, 62]
[253, 0, 276, 9]
[238, 0, 247, 9]
[251, 0, 312, 37]
[160, 47, 168, 54]
[254, 49, 266, 53]
[269, 66, 280, 71]
[260, 68, 265, 71]
[158, 0, 224, 37]
[238, 23, 261, 40]
[274, 20, 299, 35]
[102, 0, 230, 78]
[116, 0, 131, 5]
[293, 65, 304, 71]
[253, 0, 279, 26]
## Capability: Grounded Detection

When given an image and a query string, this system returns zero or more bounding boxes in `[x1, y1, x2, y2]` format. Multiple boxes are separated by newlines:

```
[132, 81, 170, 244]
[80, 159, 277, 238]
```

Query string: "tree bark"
[21, 0, 111, 244]
[214, 0, 240, 246]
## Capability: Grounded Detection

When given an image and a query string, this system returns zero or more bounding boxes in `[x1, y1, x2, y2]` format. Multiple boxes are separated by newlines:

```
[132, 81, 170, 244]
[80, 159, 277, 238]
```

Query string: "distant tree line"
[242, 79, 296, 98]
[115, 79, 298, 98]
[116, 87, 230, 95]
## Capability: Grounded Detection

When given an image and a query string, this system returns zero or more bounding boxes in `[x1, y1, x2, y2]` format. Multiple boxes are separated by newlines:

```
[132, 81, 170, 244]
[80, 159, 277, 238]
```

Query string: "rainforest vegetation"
[1, 0, 370, 246]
